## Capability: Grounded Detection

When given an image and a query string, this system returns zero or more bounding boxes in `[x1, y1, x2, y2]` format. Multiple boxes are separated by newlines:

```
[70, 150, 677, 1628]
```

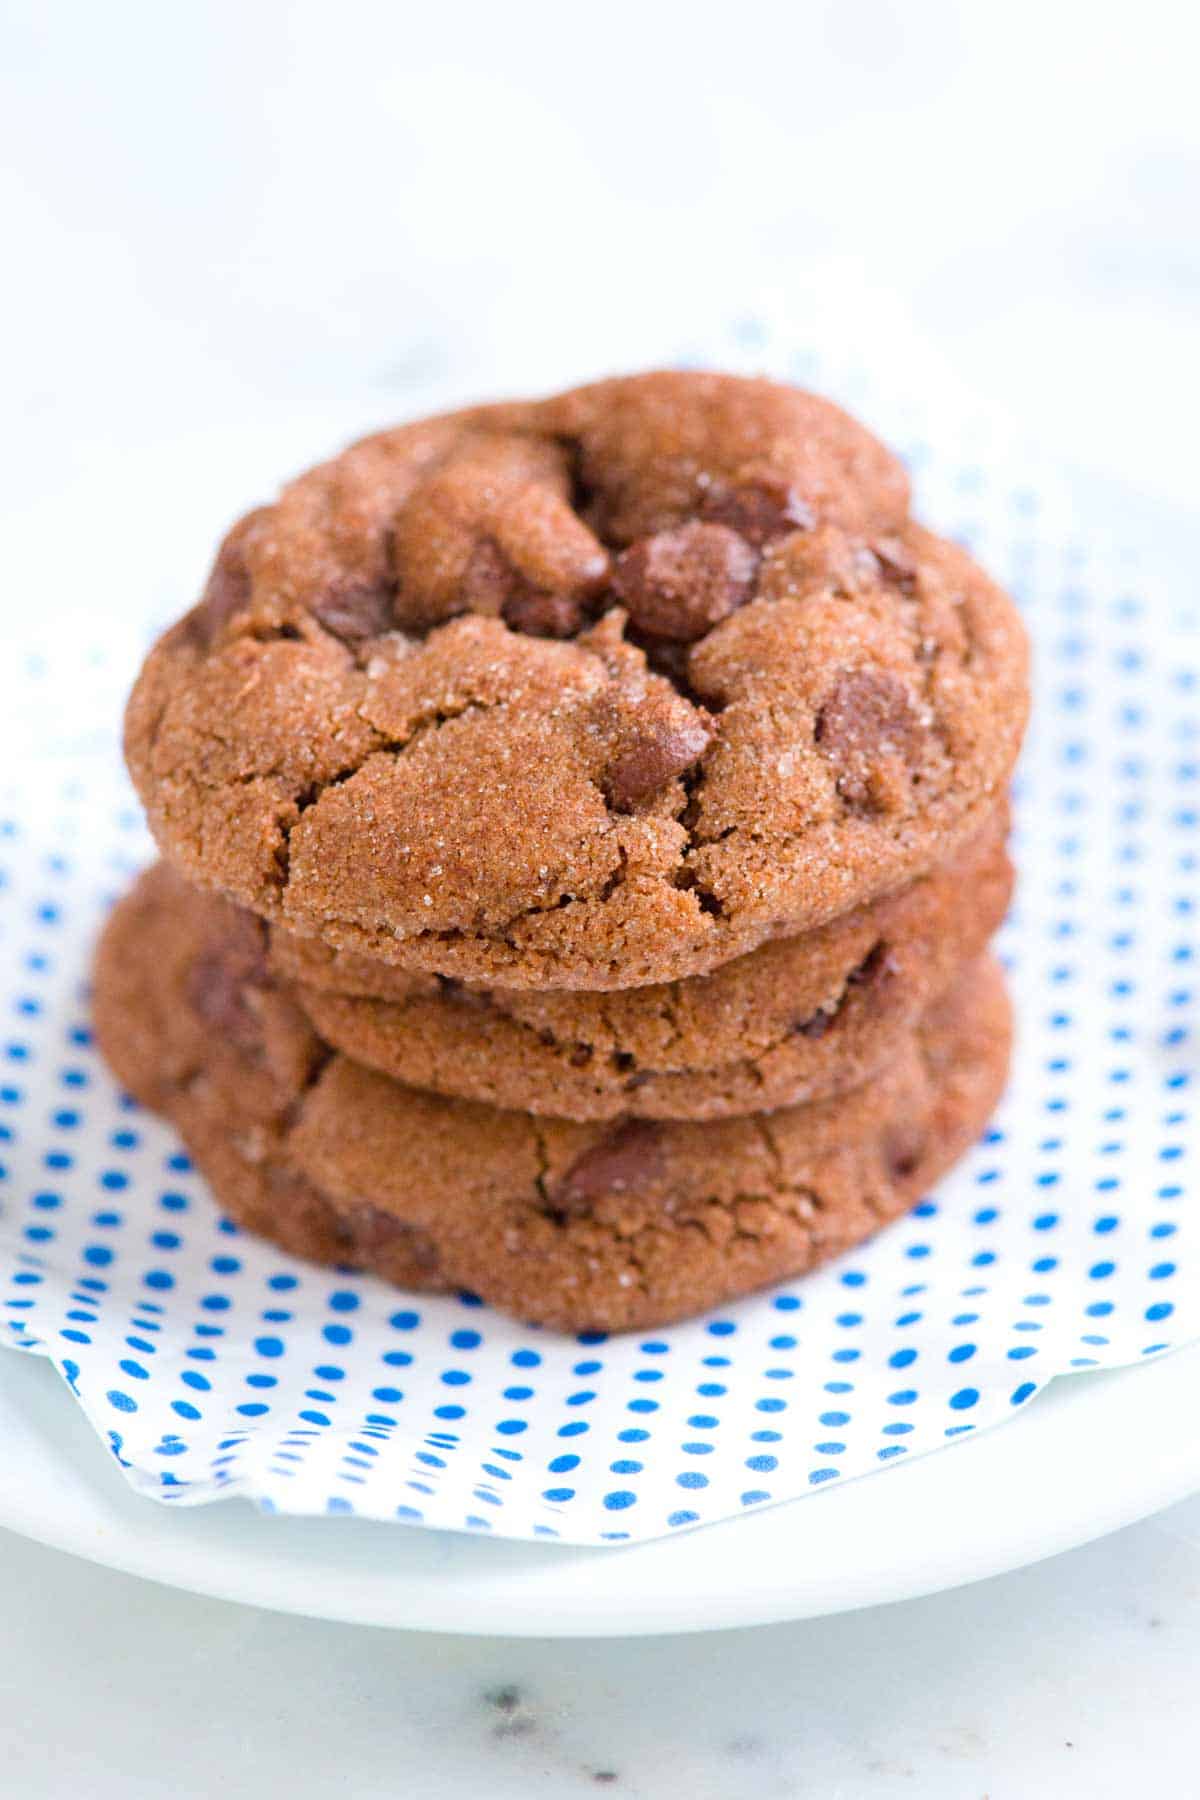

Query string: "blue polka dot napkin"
[3, 350, 1196, 1545]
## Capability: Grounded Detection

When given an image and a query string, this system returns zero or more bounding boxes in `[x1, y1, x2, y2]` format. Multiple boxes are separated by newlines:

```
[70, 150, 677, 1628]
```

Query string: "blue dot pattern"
[1, 329, 1196, 1545]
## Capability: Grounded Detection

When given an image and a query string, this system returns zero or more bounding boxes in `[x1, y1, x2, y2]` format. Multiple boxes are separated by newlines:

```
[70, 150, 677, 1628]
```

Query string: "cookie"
[93, 865, 1011, 1331]
[90, 863, 449, 1287]
[273, 807, 1011, 1120]
[89, 860, 323, 1126]
[125, 370, 1029, 991]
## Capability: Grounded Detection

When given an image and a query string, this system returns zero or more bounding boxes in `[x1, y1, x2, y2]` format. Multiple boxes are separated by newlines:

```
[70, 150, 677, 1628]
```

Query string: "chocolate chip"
[883, 1122, 927, 1181]
[549, 1121, 665, 1218]
[184, 920, 268, 1054]
[605, 715, 712, 810]
[267, 1165, 318, 1202]
[344, 1202, 441, 1269]
[612, 522, 757, 642]
[502, 588, 585, 638]
[311, 581, 394, 644]
[701, 475, 815, 546]
[793, 1008, 835, 1040]
[872, 535, 918, 590]
[814, 668, 925, 808]
[463, 538, 584, 637]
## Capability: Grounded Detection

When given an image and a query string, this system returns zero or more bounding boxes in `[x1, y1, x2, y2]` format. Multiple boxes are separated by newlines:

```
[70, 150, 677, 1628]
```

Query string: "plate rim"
[2, 1343, 1198, 1636]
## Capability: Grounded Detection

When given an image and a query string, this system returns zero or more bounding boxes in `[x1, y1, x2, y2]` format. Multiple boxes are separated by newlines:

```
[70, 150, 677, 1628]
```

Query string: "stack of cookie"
[96, 373, 1028, 1331]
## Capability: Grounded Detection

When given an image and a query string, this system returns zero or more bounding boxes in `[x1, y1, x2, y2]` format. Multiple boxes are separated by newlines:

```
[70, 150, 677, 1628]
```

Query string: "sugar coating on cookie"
[273, 807, 1012, 1120]
[125, 370, 1029, 990]
[93, 864, 1012, 1332]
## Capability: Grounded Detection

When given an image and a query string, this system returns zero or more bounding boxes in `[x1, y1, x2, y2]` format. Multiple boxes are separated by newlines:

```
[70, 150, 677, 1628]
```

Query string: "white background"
[4, 1, 1199, 1792]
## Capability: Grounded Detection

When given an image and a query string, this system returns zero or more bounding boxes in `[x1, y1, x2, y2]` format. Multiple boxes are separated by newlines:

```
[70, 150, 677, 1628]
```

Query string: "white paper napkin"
[3, 328, 1195, 1544]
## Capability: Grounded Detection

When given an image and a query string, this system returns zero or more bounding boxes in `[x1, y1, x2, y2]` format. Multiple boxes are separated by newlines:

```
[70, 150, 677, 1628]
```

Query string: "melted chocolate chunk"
[701, 475, 815, 545]
[549, 1121, 665, 1218]
[815, 668, 925, 808]
[184, 918, 269, 1054]
[462, 538, 585, 637]
[502, 588, 586, 638]
[612, 522, 757, 642]
[605, 715, 713, 810]
[311, 581, 395, 645]
[882, 1122, 927, 1180]
[344, 1202, 441, 1269]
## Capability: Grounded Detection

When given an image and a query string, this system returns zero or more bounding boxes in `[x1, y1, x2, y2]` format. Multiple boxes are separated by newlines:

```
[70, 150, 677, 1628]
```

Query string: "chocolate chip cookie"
[273, 807, 1011, 1120]
[125, 371, 1029, 991]
[93, 863, 1012, 1331]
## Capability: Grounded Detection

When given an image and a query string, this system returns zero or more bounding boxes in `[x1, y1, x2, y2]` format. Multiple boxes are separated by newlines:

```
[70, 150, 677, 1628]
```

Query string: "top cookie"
[125, 371, 1029, 990]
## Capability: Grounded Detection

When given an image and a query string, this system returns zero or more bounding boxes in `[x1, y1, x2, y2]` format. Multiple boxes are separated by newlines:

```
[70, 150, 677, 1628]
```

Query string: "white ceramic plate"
[2, 1343, 1198, 1636]
[6, 421, 1198, 1633]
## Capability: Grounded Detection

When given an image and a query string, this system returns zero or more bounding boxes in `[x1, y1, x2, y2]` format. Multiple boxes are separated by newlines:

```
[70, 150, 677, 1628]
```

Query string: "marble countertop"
[4, 1, 1199, 1791]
